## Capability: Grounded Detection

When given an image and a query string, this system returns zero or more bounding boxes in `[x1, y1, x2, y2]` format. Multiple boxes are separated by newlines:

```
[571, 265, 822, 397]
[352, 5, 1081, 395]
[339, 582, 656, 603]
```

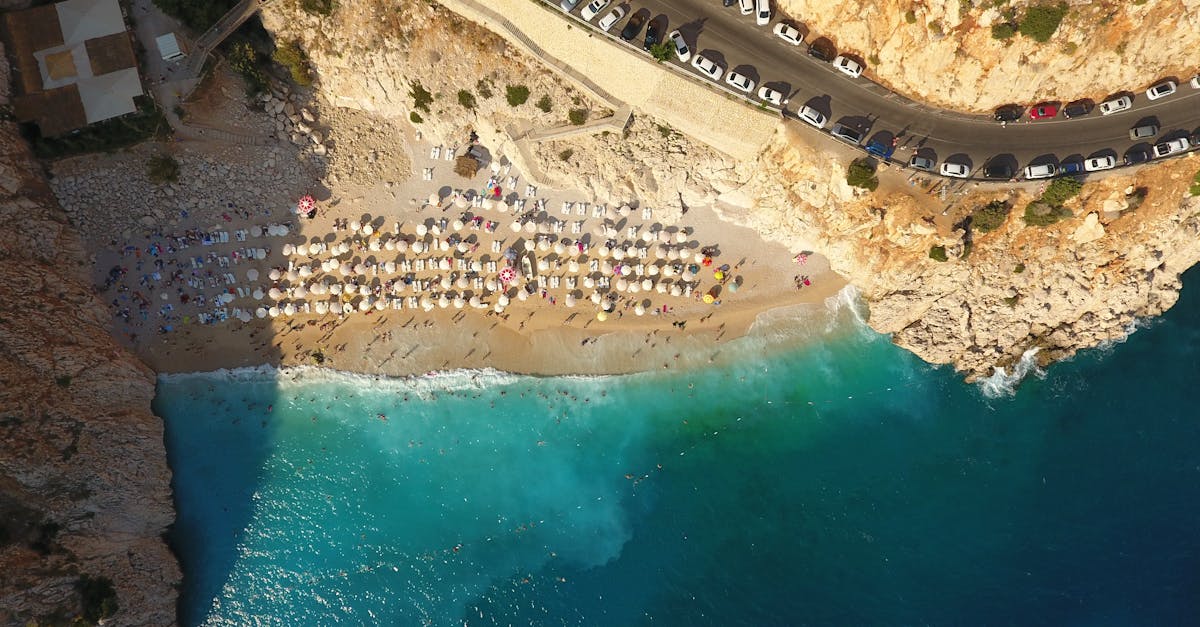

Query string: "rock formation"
[0, 52, 180, 625]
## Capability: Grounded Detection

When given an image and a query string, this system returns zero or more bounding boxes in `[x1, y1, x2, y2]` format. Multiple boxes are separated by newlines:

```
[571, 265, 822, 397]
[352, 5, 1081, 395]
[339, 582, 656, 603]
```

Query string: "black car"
[643, 19, 663, 51]
[1124, 149, 1152, 166]
[620, 12, 647, 42]
[723, 0, 736, 6]
[1063, 100, 1091, 119]
[993, 105, 1023, 123]
[984, 160, 1014, 179]
[808, 45, 833, 62]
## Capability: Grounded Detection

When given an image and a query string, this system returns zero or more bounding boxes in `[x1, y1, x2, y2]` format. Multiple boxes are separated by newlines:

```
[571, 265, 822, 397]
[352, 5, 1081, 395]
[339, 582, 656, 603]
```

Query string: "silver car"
[668, 30, 691, 63]
[1084, 156, 1116, 172]
[1129, 124, 1158, 140]
[1024, 163, 1057, 179]
[691, 54, 724, 81]
[1152, 138, 1189, 157]
[560, 0, 581, 12]
[909, 155, 935, 172]
[1098, 95, 1132, 115]
[796, 105, 826, 128]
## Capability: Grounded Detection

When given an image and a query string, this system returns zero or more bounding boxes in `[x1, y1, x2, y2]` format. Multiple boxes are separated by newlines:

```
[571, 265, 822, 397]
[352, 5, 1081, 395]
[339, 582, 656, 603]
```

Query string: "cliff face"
[0, 57, 180, 625]
[775, 0, 1200, 111]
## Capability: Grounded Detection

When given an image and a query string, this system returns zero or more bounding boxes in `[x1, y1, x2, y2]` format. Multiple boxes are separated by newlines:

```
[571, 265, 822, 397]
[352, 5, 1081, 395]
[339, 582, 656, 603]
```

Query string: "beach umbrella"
[438, 240, 450, 252]
[329, 283, 342, 295]
[363, 224, 374, 236]
[648, 265, 660, 277]
[682, 270, 696, 282]
[431, 224, 442, 236]
[350, 221, 361, 233]
[482, 198, 495, 210]
[358, 284, 371, 296]
[590, 292, 602, 305]
[616, 278, 629, 291]
[285, 269, 298, 282]
[283, 303, 296, 316]
[537, 239, 550, 252]
[385, 240, 396, 251]
[454, 295, 465, 308]
[428, 193, 439, 206]
[597, 245, 610, 258]
[416, 224, 428, 237]
[565, 294, 576, 307]
[441, 276, 452, 290]
[498, 294, 510, 306]
[524, 221, 537, 234]
[384, 261, 396, 274]
[250, 287, 263, 300]
[583, 277, 595, 289]
[642, 231, 655, 243]
[268, 306, 279, 317]
[629, 283, 641, 294]
[294, 285, 308, 298]
[396, 240, 409, 253]
[411, 241, 424, 254]
[439, 258, 452, 271]
[510, 221, 522, 233]
[486, 278, 498, 291]
[469, 295, 481, 308]
[438, 295, 450, 309]
[498, 267, 518, 284]
[601, 261, 614, 275]
[612, 247, 625, 261]
[342, 302, 354, 314]
[268, 268, 281, 281]
[358, 298, 371, 312]
[315, 301, 329, 314]
[642, 279, 654, 291]
[455, 195, 468, 209]
[494, 303, 505, 313]
[369, 239, 382, 252]
[456, 276, 470, 289]
[310, 283, 325, 295]
[282, 243, 295, 256]
[296, 243, 309, 256]
[656, 283, 667, 294]
[338, 242, 351, 255]
[298, 194, 316, 213]
[298, 265, 313, 278]
[352, 263, 366, 275]
[374, 298, 386, 311]
[254, 307, 267, 318]
[245, 268, 260, 281]
[670, 285, 682, 296]
[596, 311, 608, 321]
[703, 294, 715, 304]
[537, 259, 549, 272]
[496, 200, 509, 213]
[250, 225, 263, 237]
[268, 287, 282, 300]
[619, 205, 631, 218]
[568, 260, 580, 273]
[471, 260, 483, 272]
[656, 230, 671, 244]
[676, 231, 688, 244]
[217, 293, 233, 304]
[667, 248, 680, 261]
[728, 281, 739, 293]
[662, 265, 676, 278]
[452, 219, 465, 231]
[714, 270, 725, 281]
[457, 242, 469, 254]
[635, 304, 645, 316]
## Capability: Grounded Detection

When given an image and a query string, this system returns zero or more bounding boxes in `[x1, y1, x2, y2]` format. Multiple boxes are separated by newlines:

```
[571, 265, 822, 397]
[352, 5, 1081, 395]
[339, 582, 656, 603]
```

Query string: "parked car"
[865, 139, 892, 158]
[643, 18, 663, 51]
[833, 55, 863, 78]
[1192, 75, 1200, 89]
[755, 0, 771, 26]
[1098, 95, 1133, 115]
[620, 12, 647, 41]
[738, 0, 753, 15]
[830, 123, 863, 145]
[1062, 100, 1091, 119]
[1129, 124, 1159, 140]
[725, 70, 756, 93]
[909, 155, 935, 171]
[940, 162, 970, 178]
[984, 160, 1013, 180]
[691, 54, 724, 81]
[597, 6, 625, 31]
[1124, 148, 1152, 165]
[773, 22, 803, 45]
[1028, 103, 1058, 120]
[797, 105, 826, 128]
[993, 105, 1023, 123]
[758, 86, 783, 106]
[667, 30, 691, 62]
[1152, 137, 1189, 158]
[580, 0, 609, 20]
[1191, 132, 1200, 148]
[807, 43, 833, 62]
[1059, 161, 1084, 175]
[723, 0, 736, 6]
[560, 0, 581, 12]
[1024, 163, 1057, 179]
[1084, 156, 1117, 172]
[1146, 80, 1177, 101]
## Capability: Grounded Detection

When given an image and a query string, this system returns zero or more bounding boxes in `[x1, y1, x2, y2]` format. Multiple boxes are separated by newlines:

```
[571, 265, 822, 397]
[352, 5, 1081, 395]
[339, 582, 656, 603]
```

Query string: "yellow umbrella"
[702, 294, 715, 304]
[714, 270, 725, 281]
[596, 311, 608, 321]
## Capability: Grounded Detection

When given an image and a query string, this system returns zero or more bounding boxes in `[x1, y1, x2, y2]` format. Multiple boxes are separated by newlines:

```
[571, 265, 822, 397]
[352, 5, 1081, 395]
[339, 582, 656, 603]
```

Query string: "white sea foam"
[160, 363, 528, 395]
[976, 348, 1044, 398]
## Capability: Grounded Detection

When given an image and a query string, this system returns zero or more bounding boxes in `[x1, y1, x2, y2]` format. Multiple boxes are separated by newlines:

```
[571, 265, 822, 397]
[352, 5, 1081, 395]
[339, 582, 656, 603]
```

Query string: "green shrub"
[1023, 201, 1072, 227]
[151, 0, 237, 30]
[568, 108, 589, 125]
[535, 95, 553, 113]
[55, 375, 72, 388]
[868, 53, 881, 66]
[1019, 3, 1068, 42]
[228, 42, 269, 95]
[929, 245, 949, 262]
[457, 89, 477, 110]
[1041, 177, 1082, 207]
[1013, 263, 1026, 273]
[410, 81, 433, 113]
[649, 42, 674, 62]
[558, 148, 573, 162]
[78, 575, 118, 623]
[272, 41, 313, 86]
[904, 9, 917, 24]
[1190, 171, 1200, 196]
[972, 200, 1010, 232]
[991, 23, 1016, 40]
[846, 158, 879, 191]
[928, 20, 944, 36]
[1060, 41, 1078, 55]
[476, 79, 494, 99]
[1003, 295, 1020, 307]
[409, 111, 423, 124]
[299, 0, 335, 15]
[505, 85, 530, 106]
[146, 155, 180, 184]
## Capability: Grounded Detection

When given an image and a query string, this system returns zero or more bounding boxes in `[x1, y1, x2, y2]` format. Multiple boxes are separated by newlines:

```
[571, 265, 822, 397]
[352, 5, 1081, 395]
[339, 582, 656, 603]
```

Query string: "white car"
[755, 0, 771, 26]
[1098, 95, 1132, 115]
[596, 6, 625, 31]
[833, 55, 863, 78]
[773, 22, 803, 45]
[725, 70, 756, 93]
[738, 0, 753, 15]
[796, 105, 826, 128]
[667, 30, 691, 63]
[758, 86, 783, 106]
[691, 54, 724, 81]
[1024, 163, 1057, 179]
[1152, 137, 1189, 158]
[580, 0, 608, 20]
[1083, 156, 1116, 172]
[560, 0, 581, 11]
[1146, 80, 1177, 100]
[940, 162, 970, 178]
[1191, 75, 1200, 89]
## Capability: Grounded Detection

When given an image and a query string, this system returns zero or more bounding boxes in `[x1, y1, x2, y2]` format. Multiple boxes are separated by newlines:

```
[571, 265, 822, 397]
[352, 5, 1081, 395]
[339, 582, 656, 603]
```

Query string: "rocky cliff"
[0, 53, 180, 625]
[775, 0, 1200, 111]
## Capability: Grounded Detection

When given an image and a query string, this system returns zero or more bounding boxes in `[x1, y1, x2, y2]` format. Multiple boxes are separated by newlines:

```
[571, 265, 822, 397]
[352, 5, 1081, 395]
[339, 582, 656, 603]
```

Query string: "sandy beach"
[84, 121, 842, 378]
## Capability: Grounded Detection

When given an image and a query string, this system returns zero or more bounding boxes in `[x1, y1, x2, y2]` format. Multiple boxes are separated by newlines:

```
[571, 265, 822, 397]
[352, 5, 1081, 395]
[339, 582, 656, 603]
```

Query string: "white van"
[755, 0, 771, 25]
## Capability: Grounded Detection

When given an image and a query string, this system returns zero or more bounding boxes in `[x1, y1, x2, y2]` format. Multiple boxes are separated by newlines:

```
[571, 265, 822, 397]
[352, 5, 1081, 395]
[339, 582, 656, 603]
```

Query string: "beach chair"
[642, 207, 653, 220]
[572, 221, 583, 234]
[550, 276, 560, 289]
[525, 185, 537, 197]
[506, 176, 517, 188]
[430, 145, 441, 159]
[567, 277, 577, 289]
[444, 149, 453, 161]
[486, 261, 497, 273]
[561, 201, 572, 215]
[220, 232, 230, 243]
[423, 168, 434, 181]
[576, 203, 587, 217]
[592, 205, 605, 219]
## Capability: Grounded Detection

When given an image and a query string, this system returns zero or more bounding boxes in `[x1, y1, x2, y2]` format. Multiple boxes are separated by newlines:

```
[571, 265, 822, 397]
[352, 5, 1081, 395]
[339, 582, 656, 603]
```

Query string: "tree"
[457, 90, 477, 110]
[1018, 3, 1067, 42]
[972, 200, 1010, 233]
[845, 158, 879, 191]
[568, 108, 589, 125]
[649, 42, 674, 63]
[929, 245, 949, 262]
[505, 85, 530, 106]
[535, 95, 553, 113]
[991, 22, 1016, 40]
[1040, 177, 1082, 207]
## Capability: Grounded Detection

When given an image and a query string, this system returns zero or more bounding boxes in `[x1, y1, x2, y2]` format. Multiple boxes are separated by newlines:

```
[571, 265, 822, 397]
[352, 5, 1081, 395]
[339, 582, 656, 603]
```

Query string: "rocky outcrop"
[0, 55, 180, 625]
[775, 0, 1200, 111]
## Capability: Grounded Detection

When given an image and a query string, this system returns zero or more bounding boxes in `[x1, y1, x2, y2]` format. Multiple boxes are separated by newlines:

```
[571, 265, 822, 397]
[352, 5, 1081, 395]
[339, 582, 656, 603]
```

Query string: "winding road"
[557, 0, 1200, 180]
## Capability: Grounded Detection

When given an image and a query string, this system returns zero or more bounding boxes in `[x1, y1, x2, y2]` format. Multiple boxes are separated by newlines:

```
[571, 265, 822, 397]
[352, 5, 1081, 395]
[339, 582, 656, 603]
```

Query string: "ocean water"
[157, 271, 1200, 626]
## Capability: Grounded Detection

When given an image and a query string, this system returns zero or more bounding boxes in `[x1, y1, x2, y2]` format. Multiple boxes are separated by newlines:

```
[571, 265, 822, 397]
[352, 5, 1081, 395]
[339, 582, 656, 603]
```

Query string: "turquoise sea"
[157, 270, 1200, 626]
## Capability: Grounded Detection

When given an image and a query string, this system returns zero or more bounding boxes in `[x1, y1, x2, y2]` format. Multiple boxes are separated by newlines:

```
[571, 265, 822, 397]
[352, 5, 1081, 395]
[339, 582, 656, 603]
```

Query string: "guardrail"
[534, 0, 1200, 186]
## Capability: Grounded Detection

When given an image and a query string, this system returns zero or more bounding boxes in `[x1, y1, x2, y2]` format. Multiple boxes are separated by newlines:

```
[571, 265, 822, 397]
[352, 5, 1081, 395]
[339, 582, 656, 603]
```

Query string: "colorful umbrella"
[297, 195, 316, 213]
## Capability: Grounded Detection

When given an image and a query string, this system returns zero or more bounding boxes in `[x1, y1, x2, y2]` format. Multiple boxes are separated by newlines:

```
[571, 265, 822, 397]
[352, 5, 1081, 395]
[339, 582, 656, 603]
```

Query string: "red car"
[1028, 103, 1059, 120]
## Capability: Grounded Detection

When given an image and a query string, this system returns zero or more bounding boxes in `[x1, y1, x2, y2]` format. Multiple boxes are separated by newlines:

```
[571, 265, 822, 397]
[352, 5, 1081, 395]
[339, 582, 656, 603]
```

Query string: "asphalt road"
[560, 0, 1200, 181]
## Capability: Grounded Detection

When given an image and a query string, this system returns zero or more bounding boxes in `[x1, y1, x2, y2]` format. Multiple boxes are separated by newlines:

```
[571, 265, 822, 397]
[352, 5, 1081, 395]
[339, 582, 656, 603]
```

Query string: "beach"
[79, 124, 842, 378]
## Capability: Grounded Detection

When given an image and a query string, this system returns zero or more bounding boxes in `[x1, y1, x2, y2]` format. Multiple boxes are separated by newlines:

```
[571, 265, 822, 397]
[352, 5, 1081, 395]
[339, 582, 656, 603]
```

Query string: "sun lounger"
[577, 203, 587, 217]
[592, 205, 605, 219]
[430, 146, 441, 159]
[525, 185, 537, 197]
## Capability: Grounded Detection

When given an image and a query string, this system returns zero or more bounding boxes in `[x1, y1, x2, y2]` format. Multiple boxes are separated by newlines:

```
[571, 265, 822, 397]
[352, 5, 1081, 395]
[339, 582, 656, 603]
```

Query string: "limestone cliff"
[775, 0, 1200, 111]
[0, 57, 180, 626]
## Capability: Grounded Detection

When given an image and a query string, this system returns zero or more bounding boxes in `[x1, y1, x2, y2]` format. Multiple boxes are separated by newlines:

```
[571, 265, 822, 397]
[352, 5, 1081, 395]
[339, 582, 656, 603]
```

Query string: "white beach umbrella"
[440, 276, 452, 290]
[246, 268, 259, 281]
[537, 239, 550, 252]
[438, 295, 450, 309]
[635, 304, 645, 316]
[648, 265, 660, 277]
[293, 285, 308, 298]
[428, 193, 440, 206]
[486, 278, 498, 292]
[375, 298, 386, 311]
[565, 294, 576, 307]
[438, 240, 450, 252]
[268, 306, 279, 317]
[601, 300, 613, 312]
[384, 261, 396, 274]
[482, 198, 495, 210]
[286, 269, 299, 282]
[667, 248, 680, 261]
[452, 219, 465, 232]
[283, 303, 296, 316]
[641, 231, 655, 243]
[329, 283, 342, 295]
[537, 259, 549, 272]
[363, 224, 374, 236]
[396, 240, 409, 253]
[268, 287, 282, 300]
[496, 200, 509, 213]
[315, 301, 329, 314]
[269, 268, 281, 281]
[590, 292, 602, 305]
[597, 245, 610, 259]
[657, 230, 671, 244]
[524, 221, 537, 234]
[385, 240, 396, 251]
[298, 265, 313, 278]
[342, 302, 354, 314]
[358, 284, 371, 296]
[656, 283, 667, 294]
[494, 303, 505, 313]
[369, 238, 382, 252]
[510, 221, 522, 233]
[641, 278, 654, 291]
[616, 278, 629, 291]
[439, 258, 452, 271]
[583, 277, 595, 289]
[431, 224, 442, 236]
[350, 221, 361, 232]
[676, 231, 688, 244]
[282, 243, 295, 256]
[338, 242, 351, 255]
[252, 288, 264, 300]
[601, 261, 613, 275]
[517, 289, 528, 302]
[339, 262, 352, 277]
[694, 251, 707, 263]
[456, 276, 470, 289]
[455, 195, 468, 209]
[629, 283, 641, 294]
[416, 224, 428, 237]
[311, 282, 326, 295]
[612, 247, 625, 261]
[554, 242, 567, 256]
[662, 265, 676, 278]
[521, 239, 534, 252]
[411, 241, 424, 254]
[498, 294, 510, 306]
[255, 307, 267, 318]
[296, 243, 309, 256]
[254, 248, 266, 260]
[354, 263, 367, 275]
[568, 260, 580, 273]
[682, 270, 696, 282]
[456, 242, 469, 254]
[250, 225, 263, 237]
[619, 205, 631, 218]
[471, 260, 483, 272]
[670, 285, 682, 296]
[469, 295, 481, 308]
[358, 298, 371, 312]
[454, 295, 465, 309]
